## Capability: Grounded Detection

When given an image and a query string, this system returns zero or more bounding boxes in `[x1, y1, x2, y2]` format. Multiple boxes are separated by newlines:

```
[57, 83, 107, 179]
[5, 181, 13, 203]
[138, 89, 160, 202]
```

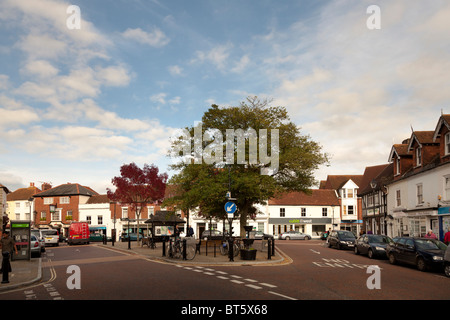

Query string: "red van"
[68, 222, 90, 245]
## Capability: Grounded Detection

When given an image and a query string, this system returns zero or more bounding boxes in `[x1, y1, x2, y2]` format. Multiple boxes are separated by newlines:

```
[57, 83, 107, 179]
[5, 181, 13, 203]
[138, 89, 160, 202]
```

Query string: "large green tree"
[167, 97, 328, 237]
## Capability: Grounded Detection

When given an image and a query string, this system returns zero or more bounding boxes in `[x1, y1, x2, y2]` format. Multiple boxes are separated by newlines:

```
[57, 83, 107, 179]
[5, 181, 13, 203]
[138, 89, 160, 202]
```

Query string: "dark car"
[445, 246, 450, 277]
[354, 234, 392, 259]
[387, 237, 447, 272]
[327, 230, 356, 250]
[121, 233, 143, 242]
[201, 230, 227, 240]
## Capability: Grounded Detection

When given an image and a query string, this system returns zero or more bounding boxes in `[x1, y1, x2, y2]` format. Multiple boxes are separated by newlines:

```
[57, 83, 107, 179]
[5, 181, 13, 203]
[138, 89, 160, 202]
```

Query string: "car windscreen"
[42, 230, 58, 236]
[368, 235, 391, 243]
[337, 231, 355, 238]
[415, 239, 446, 251]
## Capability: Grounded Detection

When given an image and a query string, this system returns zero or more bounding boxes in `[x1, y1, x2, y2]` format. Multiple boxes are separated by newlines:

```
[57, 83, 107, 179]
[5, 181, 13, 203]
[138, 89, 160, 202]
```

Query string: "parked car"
[201, 230, 227, 240]
[328, 230, 356, 250]
[122, 233, 143, 241]
[278, 231, 311, 240]
[30, 234, 41, 258]
[89, 232, 106, 242]
[31, 229, 45, 253]
[41, 229, 60, 247]
[253, 231, 274, 240]
[387, 237, 447, 272]
[354, 234, 392, 259]
[445, 246, 450, 277]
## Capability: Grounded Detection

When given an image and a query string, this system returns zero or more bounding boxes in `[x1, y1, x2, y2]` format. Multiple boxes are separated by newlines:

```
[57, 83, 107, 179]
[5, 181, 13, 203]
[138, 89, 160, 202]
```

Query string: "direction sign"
[225, 201, 237, 216]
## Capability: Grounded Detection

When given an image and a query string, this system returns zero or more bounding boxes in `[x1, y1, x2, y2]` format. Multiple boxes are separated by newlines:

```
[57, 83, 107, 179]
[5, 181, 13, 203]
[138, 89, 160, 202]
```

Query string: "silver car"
[278, 231, 311, 240]
[30, 234, 41, 258]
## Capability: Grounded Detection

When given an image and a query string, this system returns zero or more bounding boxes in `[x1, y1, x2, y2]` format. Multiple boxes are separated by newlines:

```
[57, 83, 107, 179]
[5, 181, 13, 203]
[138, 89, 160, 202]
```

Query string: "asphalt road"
[2, 240, 449, 306]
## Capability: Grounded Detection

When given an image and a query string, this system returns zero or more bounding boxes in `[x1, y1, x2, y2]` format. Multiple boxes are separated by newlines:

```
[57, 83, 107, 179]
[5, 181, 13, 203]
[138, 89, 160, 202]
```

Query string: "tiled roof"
[269, 189, 339, 206]
[86, 194, 111, 204]
[320, 175, 363, 190]
[34, 183, 98, 197]
[7, 186, 41, 201]
[359, 163, 393, 195]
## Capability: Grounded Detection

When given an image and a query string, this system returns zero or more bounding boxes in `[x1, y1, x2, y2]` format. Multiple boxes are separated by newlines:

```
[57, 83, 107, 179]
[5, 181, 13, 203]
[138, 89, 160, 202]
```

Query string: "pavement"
[0, 238, 291, 293]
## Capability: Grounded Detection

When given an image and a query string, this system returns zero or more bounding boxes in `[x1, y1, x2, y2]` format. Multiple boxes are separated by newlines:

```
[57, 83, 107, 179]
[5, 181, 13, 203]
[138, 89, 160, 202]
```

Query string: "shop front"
[268, 217, 332, 239]
[438, 206, 450, 241]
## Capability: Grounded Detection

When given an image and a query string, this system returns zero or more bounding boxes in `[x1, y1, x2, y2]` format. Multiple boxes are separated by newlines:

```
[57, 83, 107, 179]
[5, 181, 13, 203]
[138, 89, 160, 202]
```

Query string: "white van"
[41, 229, 60, 246]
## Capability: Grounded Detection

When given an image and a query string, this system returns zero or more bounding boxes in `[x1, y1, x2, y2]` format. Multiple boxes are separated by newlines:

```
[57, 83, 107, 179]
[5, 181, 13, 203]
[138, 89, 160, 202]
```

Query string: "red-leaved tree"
[107, 163, 168, 244]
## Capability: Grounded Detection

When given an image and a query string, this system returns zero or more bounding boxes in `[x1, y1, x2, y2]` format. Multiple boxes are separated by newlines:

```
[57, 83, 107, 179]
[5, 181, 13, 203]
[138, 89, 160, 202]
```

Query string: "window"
[347, 189, 354, 198]
[445, 176, 450, 201]
[280, 208, 285, 217]
[341, 189, 346, 198]
[66, 210, 73, 218]
[446, 132, 450, 155]
[417, 184, 423, 204]
[51, 209, 61, 221]
[322, 208, 328, 217]
[44, 197, 53, 204]
[15, 202, 20, 208]
[395, 157, 400, 175]
[396, 190, 401, 207]
[301, 208, 306, 217]
[416, 147, 422, 166]
[343, 206, 347, 215]
[60, 196, 70, 204]
[87, 216, 92, 224]
[98, 215, 103, 225]
[348, 205, 354, 215]
[122, 207, 128, 219]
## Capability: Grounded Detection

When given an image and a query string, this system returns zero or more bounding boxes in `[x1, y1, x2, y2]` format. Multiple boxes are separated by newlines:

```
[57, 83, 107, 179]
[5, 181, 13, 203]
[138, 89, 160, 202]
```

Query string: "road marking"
[246, 284, 262, 290]
[231, 275, 242, 279]
[217, 276, 229, 280]
[260, 283, 277, 288]
[231, 280, 244, 284]
[203, 272, 215, 275]
[216, 271, 228, 275]
[244, 278, 258, 283]
[268, 291, 297, 300]
[310, 249, 321, 254]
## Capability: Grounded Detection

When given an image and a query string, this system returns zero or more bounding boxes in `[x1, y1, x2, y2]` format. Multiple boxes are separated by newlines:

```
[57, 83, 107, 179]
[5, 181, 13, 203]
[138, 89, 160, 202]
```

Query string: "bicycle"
[167, 237, 196, 260]
[220, 238, 240, 257]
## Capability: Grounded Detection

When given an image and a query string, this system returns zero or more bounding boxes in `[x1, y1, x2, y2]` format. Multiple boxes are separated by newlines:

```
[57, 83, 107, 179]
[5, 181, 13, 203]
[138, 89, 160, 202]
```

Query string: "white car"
[41, 229, 60, 246]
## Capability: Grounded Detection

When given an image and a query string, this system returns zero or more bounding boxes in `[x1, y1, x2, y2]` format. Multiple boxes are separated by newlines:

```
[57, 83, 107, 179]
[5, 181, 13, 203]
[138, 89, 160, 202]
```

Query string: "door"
[403, 239, 417, 265]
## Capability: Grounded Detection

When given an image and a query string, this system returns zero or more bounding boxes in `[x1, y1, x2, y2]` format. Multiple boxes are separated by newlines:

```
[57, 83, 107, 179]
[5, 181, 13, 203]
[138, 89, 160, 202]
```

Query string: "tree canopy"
[166, 97, 329, 236]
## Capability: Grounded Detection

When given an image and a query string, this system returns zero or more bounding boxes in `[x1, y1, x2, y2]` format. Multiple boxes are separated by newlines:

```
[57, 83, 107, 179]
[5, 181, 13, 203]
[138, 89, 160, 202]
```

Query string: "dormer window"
[416, 147, 422, 166]
[445, 132, 450, 155]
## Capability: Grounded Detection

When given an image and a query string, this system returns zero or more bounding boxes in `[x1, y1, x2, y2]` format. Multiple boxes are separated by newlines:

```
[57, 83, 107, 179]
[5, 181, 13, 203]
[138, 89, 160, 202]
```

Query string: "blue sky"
[1, 0, 449, 193]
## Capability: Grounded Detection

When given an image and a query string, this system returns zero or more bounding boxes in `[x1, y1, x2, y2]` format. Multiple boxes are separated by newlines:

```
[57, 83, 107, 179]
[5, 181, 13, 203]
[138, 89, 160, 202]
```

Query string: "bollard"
[214, 243, 216, 257]
[205, 241, 208, 256]
[1, 252, 10, 284]
[182, 239, 187, 260]
[267, 238, 271, 260]
[228, 238, 234, 262]
[162, 238, 166, 257]
[271, 238, 275, 256]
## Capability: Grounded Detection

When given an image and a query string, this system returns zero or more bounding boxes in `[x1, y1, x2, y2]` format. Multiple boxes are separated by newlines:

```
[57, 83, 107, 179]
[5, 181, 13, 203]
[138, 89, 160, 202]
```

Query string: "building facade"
[6, 183, 41, 226]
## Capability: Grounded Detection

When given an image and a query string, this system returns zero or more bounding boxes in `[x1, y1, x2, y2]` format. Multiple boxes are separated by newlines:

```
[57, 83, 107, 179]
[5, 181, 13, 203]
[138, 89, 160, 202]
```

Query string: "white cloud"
[192, 43, 233, 71]
[168, 65, 183, 76]
[121, 27, 170, 47]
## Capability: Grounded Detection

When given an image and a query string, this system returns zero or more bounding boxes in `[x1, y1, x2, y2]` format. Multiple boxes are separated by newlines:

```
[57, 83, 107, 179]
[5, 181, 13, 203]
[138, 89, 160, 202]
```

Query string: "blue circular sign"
[225, 201, 237, 214]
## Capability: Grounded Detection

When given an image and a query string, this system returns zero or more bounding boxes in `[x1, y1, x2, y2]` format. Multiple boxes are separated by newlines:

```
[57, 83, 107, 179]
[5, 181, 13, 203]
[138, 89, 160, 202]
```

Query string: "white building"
[387, 115, 450, 240]
[6, 183, 39, 225]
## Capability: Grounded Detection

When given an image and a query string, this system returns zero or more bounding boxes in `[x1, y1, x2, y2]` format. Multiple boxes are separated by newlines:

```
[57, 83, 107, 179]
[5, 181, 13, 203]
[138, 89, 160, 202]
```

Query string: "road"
[1, 240, 449, 305]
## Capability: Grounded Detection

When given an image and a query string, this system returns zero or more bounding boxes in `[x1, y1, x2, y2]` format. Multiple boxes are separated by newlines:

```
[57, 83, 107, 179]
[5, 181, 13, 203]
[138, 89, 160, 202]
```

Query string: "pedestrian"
[118, 230, 122, 242]
[444, 227, 450, 245]
[1, 230, 18, 284]
[424, 230, 437, 240]
[187, 225, 194, 237]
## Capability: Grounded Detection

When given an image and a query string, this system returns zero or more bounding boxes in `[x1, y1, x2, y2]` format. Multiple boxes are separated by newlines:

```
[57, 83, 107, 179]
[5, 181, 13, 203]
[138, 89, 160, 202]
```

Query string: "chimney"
[41, 183, 52, 191]
[30, 182, 35, 187]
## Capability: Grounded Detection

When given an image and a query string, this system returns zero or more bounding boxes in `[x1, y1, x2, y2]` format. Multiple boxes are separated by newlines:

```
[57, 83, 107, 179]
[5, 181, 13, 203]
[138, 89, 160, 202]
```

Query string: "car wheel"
[368, 249, 374, 259]
[305, 236, 311, 240]
[417, 257, 427, 272]
[285, 236, 290, 240]
[354, 246, 359, 255]
[445, 264, 450, 278]
[389, 253, 396, 265]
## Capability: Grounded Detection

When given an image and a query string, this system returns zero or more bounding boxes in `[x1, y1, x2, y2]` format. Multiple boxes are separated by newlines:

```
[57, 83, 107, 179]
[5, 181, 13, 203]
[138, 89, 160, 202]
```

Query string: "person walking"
[444, 227, 450, 245]
[1, 231, 18, 284]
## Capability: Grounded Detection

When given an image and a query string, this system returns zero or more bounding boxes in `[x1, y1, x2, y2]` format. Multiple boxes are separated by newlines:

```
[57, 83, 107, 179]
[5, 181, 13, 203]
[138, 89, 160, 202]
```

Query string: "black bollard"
[228, 238, 234, 262]
[162, 238, 166, 257]
[182, 239, 187, 260]
[267, 238, 271, 260]
[271, 238, 275, 256]
[1, 252, 10, 284]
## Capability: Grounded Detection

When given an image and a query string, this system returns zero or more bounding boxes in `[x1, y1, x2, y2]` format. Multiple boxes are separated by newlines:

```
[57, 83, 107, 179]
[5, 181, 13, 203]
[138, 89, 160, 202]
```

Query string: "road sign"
[225, 201, 237, 218]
